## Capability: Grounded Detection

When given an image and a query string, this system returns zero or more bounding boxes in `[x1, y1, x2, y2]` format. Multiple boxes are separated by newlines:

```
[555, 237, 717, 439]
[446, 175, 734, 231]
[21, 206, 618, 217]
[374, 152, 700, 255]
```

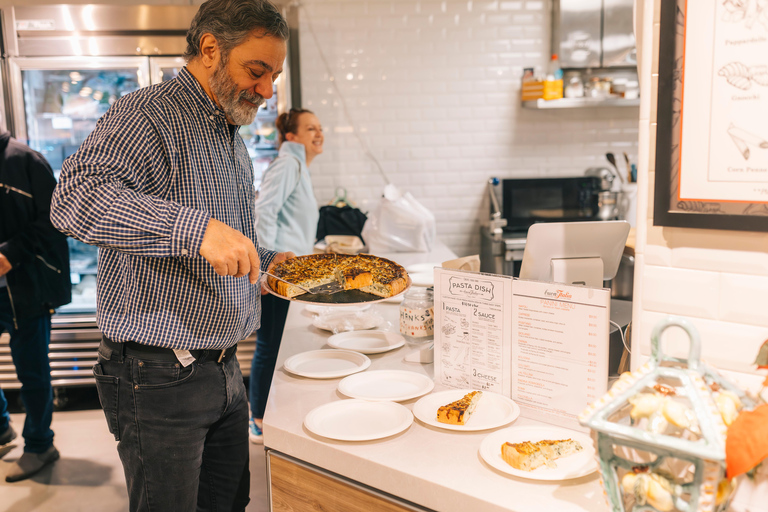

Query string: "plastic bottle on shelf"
[546, 54, 563, 81]
[543, 54, 563, 100]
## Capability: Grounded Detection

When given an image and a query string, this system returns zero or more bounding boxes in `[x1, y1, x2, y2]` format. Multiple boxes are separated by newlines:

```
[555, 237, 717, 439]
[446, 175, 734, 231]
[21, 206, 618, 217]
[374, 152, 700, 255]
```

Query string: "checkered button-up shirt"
[51, 67, 276, 350]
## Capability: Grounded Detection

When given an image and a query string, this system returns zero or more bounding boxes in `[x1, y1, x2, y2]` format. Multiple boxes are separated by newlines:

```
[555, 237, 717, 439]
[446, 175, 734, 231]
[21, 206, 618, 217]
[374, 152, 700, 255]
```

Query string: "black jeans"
[249, 294, 290, 420]
[0, 290, 54, 454]
[94, 340, 250, 512]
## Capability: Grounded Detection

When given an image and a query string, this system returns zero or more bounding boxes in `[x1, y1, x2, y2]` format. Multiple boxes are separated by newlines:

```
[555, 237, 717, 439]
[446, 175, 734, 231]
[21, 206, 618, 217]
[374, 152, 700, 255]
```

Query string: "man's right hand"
[199, 218, 261, 284]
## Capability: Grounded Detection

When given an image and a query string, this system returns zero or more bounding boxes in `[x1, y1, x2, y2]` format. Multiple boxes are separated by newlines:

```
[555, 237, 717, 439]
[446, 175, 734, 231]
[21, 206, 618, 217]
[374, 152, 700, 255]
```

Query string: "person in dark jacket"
[0, 130, 71, 482]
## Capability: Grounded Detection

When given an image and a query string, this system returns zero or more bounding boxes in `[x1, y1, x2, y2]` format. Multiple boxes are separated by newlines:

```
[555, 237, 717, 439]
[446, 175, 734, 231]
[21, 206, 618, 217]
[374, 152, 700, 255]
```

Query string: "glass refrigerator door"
[9, 57, 150, 314]
[149, 56, 186, 85]
[238, 82, 280, 188]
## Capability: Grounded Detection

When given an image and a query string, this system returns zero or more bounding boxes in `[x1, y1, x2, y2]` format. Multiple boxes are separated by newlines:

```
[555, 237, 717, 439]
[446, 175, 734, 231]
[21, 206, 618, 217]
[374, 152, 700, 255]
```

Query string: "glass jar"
[585, 76, 602, 98]
[598, 77, 613, 97]
[563, 72, 584, 98]
[399, 288, 434, 347]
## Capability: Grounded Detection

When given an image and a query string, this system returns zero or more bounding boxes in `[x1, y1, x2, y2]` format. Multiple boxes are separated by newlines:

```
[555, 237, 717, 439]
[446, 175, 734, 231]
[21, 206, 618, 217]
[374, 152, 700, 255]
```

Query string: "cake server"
[260, 271, 342, 296]
[260, 271, 314, 295]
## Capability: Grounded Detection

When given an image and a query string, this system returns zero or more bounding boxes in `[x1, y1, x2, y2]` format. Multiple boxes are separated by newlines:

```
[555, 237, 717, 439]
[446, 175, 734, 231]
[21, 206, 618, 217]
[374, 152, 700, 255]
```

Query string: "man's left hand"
[0, 253, 11, 277]
[262, 251, 296, 295]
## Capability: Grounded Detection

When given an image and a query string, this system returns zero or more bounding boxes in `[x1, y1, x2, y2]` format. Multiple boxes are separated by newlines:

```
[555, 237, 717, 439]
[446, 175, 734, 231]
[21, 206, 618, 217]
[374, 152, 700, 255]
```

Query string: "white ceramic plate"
[312, 311, 384, 332]
[412, 389, 520, 431]
[283, 350, 371, 379]
[304, 399, 413, 441]
[327, 330, 405, 354]
[305, 304, 372, 315]
[408, 271, 434, 287]
[479, 425, 598, 481]
[406, 262, 441, 274]
[338, 370, 434, 402]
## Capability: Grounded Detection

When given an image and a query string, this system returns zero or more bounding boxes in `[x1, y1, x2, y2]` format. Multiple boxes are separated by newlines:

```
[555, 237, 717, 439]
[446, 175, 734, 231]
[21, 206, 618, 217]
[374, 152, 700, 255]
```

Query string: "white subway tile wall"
[297, 0, 639, 256]
[637, 1, 768, 507]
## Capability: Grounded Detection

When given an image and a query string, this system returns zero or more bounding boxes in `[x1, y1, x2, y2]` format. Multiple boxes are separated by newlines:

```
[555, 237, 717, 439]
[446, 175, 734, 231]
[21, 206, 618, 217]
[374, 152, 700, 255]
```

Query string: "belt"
[101, 336, 237, 364]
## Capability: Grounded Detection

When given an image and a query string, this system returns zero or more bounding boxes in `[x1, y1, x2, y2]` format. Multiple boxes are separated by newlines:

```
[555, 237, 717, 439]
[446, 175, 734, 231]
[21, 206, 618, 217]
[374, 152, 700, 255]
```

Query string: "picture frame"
[653, 0, 768, 231]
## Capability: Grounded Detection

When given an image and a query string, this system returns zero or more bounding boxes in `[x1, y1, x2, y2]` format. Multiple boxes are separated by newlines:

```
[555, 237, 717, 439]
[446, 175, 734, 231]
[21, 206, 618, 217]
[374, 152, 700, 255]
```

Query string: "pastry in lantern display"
[579, 316, 760, 512]
[621, 469, 680, 512]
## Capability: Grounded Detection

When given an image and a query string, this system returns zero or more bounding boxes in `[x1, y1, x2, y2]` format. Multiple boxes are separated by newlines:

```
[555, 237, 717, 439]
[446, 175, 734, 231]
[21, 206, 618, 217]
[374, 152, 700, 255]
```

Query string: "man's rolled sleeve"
[171, 205, 211, 258]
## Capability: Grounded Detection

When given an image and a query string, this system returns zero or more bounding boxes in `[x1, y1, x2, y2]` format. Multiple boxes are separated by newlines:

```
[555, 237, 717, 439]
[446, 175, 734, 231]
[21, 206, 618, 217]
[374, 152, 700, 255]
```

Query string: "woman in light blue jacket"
[250, 108, 322, 443]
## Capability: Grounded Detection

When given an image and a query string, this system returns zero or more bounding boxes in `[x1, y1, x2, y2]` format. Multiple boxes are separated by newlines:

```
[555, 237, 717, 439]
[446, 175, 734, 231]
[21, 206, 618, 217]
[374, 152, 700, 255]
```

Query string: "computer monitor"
[519, 220, 630, 288]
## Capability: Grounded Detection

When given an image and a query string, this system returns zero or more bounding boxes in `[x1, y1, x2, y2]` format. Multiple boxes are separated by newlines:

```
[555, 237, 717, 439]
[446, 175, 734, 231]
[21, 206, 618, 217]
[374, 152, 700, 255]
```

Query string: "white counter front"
[262, 241, 606, 512]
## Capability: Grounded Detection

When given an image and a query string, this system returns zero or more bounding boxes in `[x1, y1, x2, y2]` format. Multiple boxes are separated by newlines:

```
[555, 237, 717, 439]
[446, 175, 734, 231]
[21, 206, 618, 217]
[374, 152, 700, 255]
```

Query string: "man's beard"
[209, 58, 264, 126]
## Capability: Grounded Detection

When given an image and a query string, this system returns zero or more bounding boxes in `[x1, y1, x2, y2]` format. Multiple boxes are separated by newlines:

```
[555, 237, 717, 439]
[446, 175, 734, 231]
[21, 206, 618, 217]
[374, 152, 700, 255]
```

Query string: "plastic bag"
[361, 184, 436, 253]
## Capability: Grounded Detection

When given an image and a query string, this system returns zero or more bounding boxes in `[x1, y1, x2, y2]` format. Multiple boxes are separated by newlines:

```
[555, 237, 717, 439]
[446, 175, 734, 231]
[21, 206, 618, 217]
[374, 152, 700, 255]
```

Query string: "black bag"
[316, 205, 368, 242]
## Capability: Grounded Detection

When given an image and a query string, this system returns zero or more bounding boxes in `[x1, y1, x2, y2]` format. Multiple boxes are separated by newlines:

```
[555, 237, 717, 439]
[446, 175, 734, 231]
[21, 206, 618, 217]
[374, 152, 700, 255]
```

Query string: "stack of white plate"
[406, 262, 439, 288]
[283, 349, 371, 379]
[326, 330, 405, 354]
[337, 370, 434, 402]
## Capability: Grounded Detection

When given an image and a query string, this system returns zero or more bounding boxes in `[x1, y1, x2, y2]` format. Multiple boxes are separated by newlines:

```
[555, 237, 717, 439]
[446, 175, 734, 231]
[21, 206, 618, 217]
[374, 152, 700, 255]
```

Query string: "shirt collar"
[279, 141, 307, 163]
[176, 66, 227, 119]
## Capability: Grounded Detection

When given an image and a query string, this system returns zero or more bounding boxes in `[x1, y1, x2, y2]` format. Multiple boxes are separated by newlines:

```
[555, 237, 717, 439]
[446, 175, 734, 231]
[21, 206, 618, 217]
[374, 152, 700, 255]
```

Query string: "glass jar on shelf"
[564, 72, 584, 98]
[598, 77, 613, 97]
[399, 288, 434, 348]
[585, 76, 602, 98]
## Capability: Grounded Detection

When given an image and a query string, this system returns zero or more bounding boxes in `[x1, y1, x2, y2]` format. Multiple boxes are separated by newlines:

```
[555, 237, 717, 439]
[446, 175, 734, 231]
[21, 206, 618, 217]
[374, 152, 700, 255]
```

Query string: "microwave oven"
[501, 176, 601, 233]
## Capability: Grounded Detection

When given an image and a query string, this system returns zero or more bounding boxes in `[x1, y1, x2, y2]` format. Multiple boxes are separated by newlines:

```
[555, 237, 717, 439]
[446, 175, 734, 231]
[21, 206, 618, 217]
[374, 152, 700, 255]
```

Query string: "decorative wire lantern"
[579, 317, 756, 512]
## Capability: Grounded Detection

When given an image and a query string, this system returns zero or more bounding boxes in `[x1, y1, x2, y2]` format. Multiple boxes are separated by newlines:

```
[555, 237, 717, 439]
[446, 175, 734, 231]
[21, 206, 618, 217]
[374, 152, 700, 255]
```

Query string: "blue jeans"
[0, 289, 54, 454]
[249, 293, 290, 420]
[95, 340, 250, 512]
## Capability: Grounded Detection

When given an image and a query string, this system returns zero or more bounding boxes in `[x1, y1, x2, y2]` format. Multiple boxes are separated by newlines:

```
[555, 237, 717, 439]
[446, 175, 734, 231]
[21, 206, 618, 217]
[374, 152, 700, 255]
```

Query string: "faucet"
[487, 177, 507, 241]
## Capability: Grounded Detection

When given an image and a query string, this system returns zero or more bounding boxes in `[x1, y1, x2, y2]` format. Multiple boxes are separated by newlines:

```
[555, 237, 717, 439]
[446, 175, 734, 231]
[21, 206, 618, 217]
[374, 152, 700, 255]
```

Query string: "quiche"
[436, 391, 483, 425]
[267, 253, 408, 299]
[501, 438, 583, 471]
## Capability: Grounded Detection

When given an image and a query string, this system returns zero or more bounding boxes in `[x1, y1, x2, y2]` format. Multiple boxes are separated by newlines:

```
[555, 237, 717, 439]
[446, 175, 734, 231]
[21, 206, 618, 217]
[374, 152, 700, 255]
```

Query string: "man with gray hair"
[50, 1, 293, 510]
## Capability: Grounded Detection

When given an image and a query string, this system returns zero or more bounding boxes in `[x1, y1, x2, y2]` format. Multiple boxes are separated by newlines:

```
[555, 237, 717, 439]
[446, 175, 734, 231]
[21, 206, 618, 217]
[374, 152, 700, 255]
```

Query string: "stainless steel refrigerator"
[0, 4, 295, 392]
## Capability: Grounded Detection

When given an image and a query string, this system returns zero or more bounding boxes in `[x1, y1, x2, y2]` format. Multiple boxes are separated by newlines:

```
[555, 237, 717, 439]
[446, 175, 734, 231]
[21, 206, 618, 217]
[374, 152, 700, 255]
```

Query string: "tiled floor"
[0, 406, 269, 512]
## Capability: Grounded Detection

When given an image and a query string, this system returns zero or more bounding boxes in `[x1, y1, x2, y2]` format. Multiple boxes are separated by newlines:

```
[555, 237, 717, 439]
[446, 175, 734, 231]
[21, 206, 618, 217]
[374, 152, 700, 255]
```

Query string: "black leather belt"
[101, 336, 236, 364]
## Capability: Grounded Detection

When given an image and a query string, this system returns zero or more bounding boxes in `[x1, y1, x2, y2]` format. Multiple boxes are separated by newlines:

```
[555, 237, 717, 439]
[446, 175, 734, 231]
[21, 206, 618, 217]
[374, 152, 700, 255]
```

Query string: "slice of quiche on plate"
[412, 389, 520, 431]
[479, 425, 598, 480]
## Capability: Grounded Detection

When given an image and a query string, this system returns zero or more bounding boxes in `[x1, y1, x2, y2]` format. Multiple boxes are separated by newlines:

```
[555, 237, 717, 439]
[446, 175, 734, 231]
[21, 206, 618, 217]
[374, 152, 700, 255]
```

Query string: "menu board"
[433, 269, 514, 394]
[434, 269, 611, 431]
[510, 279, 610, 430]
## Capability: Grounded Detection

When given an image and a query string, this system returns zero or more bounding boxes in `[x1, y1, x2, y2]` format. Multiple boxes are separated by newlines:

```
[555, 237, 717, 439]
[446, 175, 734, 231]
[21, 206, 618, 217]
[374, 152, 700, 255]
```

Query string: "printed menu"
[510, 279, 610, 430]
[434, 269, 611, 431]
[433, 269, 514, 394]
